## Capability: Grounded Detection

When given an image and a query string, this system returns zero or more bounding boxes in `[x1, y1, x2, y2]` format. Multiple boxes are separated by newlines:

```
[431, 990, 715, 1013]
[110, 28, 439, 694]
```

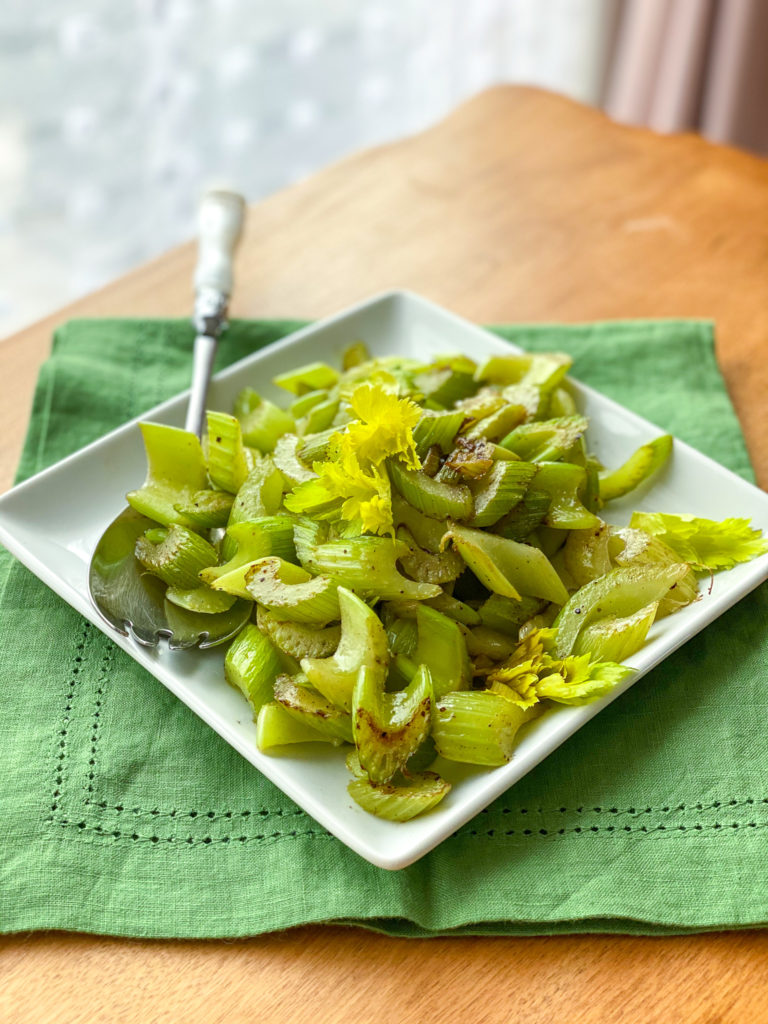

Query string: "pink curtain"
[604, 0, 768, 154]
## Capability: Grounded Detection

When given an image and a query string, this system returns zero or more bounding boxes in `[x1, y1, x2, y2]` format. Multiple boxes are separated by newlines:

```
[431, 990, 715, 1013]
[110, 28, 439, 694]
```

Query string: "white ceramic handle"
[194, 190, 246, 295]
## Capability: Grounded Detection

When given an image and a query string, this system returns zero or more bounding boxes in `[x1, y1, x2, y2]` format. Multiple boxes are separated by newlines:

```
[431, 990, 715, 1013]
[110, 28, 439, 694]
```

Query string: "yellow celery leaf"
[346, 383, 422, 469]
[505, 627, 557, 669]
[486, 661, 541, 709]
[307, 448, 394, 538]
[536, 655, 631, 705]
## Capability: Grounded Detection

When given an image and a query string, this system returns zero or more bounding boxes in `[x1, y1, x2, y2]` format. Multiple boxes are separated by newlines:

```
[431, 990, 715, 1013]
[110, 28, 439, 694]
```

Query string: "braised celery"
[124, 341, 768, 826]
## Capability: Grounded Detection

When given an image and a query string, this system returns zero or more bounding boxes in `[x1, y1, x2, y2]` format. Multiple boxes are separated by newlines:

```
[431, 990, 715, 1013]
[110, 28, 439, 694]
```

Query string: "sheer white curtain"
[0, 0, 616, 335]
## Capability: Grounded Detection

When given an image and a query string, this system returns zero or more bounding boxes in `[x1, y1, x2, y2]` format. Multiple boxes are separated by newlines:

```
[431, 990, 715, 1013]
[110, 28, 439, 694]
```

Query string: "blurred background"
[1, 0, 766, 337]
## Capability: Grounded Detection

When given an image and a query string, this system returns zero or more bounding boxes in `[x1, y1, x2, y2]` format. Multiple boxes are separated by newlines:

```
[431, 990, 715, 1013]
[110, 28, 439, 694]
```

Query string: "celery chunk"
[234, 389, 296, 453]
[432, 691, 532, 766]
[202, 517, 297, 599]
[301, 586, 389, 711]
[444, 524, 569, 605]
[135, 525, 218, 589]
[347, 764, 450, 822]
[573, 602, 658, 662]
[303, 537, 442, 601]
[224, 624, 285, 716]
[257, 606, 341, 661]
[353, 664, 432, 784]
[126, 423, 208, 529]
[206, 411, 251, 494]
[273, 361, 340, 395]
[273, 675, 352, 743]
[552, 563, 690, 658]
[388, 460, 473, 521]
[599, 435, 673, 503]
[244, 557, 340, 626]
[415, 605, 471, 699]
[256, 702, 338, 751]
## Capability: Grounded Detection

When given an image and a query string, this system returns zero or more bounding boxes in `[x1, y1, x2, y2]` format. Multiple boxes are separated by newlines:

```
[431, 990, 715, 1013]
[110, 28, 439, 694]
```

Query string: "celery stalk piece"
[563, 522, 614, 589]
[234, 389, 296, 453]
[444, 524, 570, 605]
[273, 675, 352, 743]
[599, 435, 673, 503]
[221, 455, 285, 560]
[296, 425, 338, 464]
[478, 593, 547, 634]
[273, 361, 340, 395]
[463, 402, 527, 442]
[552, 563, 691, 658]
[432, 691, 533, 766]
[301, 586, 389, 711]
[500, 415, 589, 463]
[455, 388, 506, 426]
[386, 618, 419, 657]
[534, 525, 569, 560]
[272, 434, 317, 486]
[388, 459, 474, 521]
[165, 586, 238, 614]
[423, 591, 482, 627]
[224, 623, 285, 716]
[609, 526, 699, 616]
[201, 517, 297, 599]
[413, 362, 477, 406]
[299, 397, 340, 435]
[439, 438, 496, 481]
[628, 512, 768, 572]
[548, 386, 577, 417]
[396, 526, 465, 585]
[415, 605, 471, 699]
[462, 625, 518, 661]
[469, 460, 537, 528]
[391, 495, 449, 552]
[378, 598, 475, 626]
[492, 490, 551, 541]
[573, 601, 658, 662]
[342, 341, 370, 370]
[256, 702, 338, 751]
[563, 436, 602, 514]
[413, 410, 466, 456]
[476, 352, 572, 389]
[206, 410, 251, 494]
[500, 383, 545, 421]
[420, 446, 441, 477]
[289, 389, 329, 419]
[256, 606, 341, 660]
[347, 766, 451, 822]
[173, 489, 234, 529]
[532, 462, 602, 530]
[293, 517, 330, 566]
[126, 422, 209, 529]
[134, 525, 218, 589]
[353, 664, 433, 784]
[244, 557, 340, 626]
[303, 537, 442, 601]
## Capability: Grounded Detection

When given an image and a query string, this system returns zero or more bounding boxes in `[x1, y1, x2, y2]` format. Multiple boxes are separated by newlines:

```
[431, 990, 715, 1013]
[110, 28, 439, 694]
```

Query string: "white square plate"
[1, 290, 767, 870]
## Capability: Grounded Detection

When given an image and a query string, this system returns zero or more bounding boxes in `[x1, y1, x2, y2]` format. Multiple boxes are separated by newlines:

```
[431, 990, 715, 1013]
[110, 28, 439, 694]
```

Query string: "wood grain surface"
[2, 86, 768, 1023]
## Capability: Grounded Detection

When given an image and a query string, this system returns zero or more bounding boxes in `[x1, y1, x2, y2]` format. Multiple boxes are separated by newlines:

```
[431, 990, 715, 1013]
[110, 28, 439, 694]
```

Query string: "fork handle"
[186, 191, 246, 438]
[194, 190, 245, 297]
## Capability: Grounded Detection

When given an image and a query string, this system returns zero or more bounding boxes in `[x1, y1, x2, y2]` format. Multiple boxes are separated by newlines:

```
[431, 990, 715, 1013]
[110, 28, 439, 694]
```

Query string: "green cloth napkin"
[2, 316, 766, 939]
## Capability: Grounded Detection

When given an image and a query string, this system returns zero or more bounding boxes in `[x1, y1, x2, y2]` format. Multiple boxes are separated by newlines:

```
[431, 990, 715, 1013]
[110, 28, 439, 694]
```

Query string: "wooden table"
[2, 87, 768, 1023]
